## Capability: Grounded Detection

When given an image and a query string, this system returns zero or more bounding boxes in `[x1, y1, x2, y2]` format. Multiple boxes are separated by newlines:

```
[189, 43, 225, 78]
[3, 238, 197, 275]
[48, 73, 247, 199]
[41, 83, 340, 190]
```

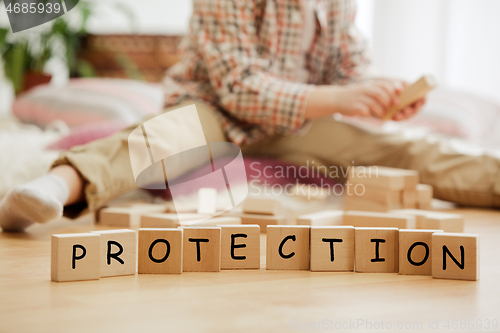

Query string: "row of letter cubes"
[51, 225, 479, 282]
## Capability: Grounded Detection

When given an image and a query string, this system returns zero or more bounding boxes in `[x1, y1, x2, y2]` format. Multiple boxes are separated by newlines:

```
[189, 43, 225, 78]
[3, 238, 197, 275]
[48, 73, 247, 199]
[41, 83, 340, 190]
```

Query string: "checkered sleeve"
[329, 0, 372, 84]
[193, 0, 315, 135]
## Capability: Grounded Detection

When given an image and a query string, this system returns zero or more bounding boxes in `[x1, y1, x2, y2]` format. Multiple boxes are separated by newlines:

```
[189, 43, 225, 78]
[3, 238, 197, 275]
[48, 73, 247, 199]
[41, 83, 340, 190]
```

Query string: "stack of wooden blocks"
[345, 166, 433, 212]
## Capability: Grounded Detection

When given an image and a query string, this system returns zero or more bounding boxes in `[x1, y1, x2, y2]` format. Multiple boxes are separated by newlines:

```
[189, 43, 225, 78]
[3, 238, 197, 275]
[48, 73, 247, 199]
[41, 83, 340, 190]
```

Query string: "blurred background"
[1, 0, 500, 114]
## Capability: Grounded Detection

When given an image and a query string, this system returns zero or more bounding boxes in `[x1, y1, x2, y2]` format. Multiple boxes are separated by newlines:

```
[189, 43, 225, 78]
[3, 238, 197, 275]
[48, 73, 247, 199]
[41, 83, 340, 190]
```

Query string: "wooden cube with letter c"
[266, 225, 310, 270]
[138, 228, 183, 274]
[220, 225, 260, 269]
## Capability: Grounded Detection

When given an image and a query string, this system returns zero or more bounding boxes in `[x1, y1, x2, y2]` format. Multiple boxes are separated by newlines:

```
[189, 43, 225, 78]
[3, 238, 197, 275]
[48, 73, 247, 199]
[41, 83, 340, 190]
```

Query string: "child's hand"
[391, 98, 426, 121]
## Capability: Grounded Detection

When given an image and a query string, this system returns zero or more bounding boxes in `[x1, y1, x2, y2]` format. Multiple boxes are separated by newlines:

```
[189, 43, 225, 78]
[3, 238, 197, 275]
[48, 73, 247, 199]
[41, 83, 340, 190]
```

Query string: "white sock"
[0, 174, 70, 232]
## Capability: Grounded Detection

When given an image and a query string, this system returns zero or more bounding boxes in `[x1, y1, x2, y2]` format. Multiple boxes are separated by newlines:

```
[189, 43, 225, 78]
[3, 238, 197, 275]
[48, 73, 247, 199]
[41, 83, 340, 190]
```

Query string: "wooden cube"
[398, 229, 443, 275]
[266, 226, 310, 270]
[310, 226, 355, 272]
[348, 166, 418, 191]
[432, 233, 479, 281]
[420, 213, 464, 233]
[296, 210, 343, 226]
[138, 228, 183, 274]
[98, 204, 167, 227]
[183, 227, 221, 272]
[343, 197, 392, 212]
[197, 188, 217, 215]
[243, 197, 283, 215]
[343, 211, 415, 229]
[220, 225, 260, 269]
[354, 227, 399, 273]
[402, 190, 417, 209]
[346, 184, 401, 207]
[416, 184, 433, 209]
[91, 229, 137, 277]
[51, 233, 100, 282]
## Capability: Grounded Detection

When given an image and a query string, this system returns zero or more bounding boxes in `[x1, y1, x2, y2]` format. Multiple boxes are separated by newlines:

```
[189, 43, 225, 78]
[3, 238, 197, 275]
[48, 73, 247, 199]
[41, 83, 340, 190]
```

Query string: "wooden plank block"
[343, 197, 392, 212]
[402, 189, 418, 209]
[290, 184, 329, 201]
[183, 216, 241, 227]
[343, 211, 415, 229]
[347, 166, 419, 191]
[242, 197, 283, 215]
[99, 204, 167, 227]
[235, 213, 287, 233]
[183, 227, 221, 272]
[266, 226, 310, 270]
[51, 233, 100, 282]
[138, 228, 183, 274]
[346, 183, 402, 206]
[310, 226, 355, 272]
[296, 210, 343, 226]
[416, 184, 433, 209]
[140, 213, 207, 228]
[382, 75, 437, 120]
[197, 188, 217, 215]
[432, 233, 479, 281]
[354, 227, 399, 273]
[91, 229, 136, 277]
[398, 229, 443, 276]
[419, 212, 464, 233]
[220, 225, 260, 269]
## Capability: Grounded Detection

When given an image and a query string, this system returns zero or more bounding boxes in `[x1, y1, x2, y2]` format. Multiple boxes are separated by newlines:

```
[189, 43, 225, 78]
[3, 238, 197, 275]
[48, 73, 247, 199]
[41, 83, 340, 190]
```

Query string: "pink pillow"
[13, 78, 164, 128]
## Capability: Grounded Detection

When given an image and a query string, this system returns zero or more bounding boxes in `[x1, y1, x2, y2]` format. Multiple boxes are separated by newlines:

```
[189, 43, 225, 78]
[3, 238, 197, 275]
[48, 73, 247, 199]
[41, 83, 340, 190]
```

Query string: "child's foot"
[0, 174, 69, 232]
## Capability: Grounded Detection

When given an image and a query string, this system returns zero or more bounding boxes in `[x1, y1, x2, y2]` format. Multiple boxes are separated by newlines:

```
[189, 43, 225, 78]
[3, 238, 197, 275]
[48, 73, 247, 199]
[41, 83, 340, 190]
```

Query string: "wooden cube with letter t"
[266, 226, 310, 270]
[51, 233, 100, 282]
[354, 227, 399, 273]
[91, 229, 136, 277]
[183, 227, 221, 272]
[310, 226, 354, 272]
[432, 233, 479, 281]
[138, 228, 183, 274]
[220, 225, 260, 269]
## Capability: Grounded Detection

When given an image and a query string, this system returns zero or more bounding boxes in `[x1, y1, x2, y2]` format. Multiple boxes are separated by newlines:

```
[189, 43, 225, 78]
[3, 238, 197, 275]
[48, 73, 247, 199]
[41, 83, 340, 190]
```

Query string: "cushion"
[13, 78, 164, 128]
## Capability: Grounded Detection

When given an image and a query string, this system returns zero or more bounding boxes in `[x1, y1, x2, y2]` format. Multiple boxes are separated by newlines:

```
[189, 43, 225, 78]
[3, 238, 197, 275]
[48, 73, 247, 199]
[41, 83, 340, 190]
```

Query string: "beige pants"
[54, 100, 500, 212]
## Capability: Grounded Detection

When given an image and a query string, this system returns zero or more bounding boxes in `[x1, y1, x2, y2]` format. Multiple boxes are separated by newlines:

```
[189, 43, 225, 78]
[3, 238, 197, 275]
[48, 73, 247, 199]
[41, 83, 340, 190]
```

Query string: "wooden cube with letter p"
[310, 226, 354, 272]
[266, 226, 310, 270]
[91, 229, 136, 277]
[138, 228, 183, 274]
[51, 233, 100, 282]
[220, 225, 260, 269]
[355, 227, 399, 273]
[183, 227, 221, 272]
[432, 233, 479, 281]
[399, 229, 443, 275]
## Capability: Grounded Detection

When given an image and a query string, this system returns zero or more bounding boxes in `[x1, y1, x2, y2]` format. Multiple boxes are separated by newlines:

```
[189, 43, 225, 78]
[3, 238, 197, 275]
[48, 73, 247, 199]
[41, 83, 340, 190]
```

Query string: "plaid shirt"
[162, 0, 371, 145]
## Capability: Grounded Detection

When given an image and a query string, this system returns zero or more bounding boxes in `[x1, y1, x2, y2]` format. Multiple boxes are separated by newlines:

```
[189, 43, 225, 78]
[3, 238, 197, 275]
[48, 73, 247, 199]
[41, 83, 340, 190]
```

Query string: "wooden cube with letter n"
[399, 229, 443, 275]
[138, 228, 183, 274]
[355, 227, 399, 273]
[183, 227, 221, 272]
[310, 226, 354, 272]
[266, 226, 310, 270]
[91, 229, 136, 277]
[432, 233, 479, 281]
[51, 233, 100, 282]
[220, 225, 260, 269]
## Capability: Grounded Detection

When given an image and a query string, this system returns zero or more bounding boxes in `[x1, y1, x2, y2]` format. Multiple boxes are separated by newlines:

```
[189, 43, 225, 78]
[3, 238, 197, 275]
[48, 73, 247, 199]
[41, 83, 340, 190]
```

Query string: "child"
[1, 0, 498, 231]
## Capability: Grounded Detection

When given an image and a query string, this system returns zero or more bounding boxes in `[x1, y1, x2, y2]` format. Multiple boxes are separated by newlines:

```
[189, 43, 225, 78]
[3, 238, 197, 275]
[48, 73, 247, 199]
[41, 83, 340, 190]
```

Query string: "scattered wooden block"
[419, 212, 464, 232]
[348, 166, 418, 191]
[432, 233, 479, 281]
[382, 75, 437, 120]
[51, 233, 100, 282]
[266, 226, 310, 270]
[398, 229, 443, 276]
[197, 188, 217, 215]
[140, 213, 207, 228]
[183, 227, 221, 272]
[346, 184, 402, 207]
[355, 227, 399, 273]
[343, 211, 415, 229]
[220, 225, 260, 269]
[91, 229, 137, 277]
[235, 213, 287, 233]
[290, 184, 329, 201]
[344, 197, 391, 212]
[138, 228, 183, 274]
[296, 210, 343, 226]
[242, 197, 283, 215]
[99, 204, 167, 227]
[416, 184, 433, 209]
[310, 226, 355, 272]
[402, 190, 418, 209]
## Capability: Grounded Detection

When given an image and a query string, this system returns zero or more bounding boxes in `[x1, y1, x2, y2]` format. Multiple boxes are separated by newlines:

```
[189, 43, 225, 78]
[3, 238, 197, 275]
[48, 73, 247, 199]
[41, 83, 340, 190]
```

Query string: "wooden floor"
[1, 208, 499, 333]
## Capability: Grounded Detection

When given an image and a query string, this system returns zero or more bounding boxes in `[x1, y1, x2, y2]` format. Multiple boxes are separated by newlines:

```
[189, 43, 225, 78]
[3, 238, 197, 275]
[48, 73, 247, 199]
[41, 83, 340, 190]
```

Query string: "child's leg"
[0, 100, 225, 231]
[242, 118, 500, 208]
